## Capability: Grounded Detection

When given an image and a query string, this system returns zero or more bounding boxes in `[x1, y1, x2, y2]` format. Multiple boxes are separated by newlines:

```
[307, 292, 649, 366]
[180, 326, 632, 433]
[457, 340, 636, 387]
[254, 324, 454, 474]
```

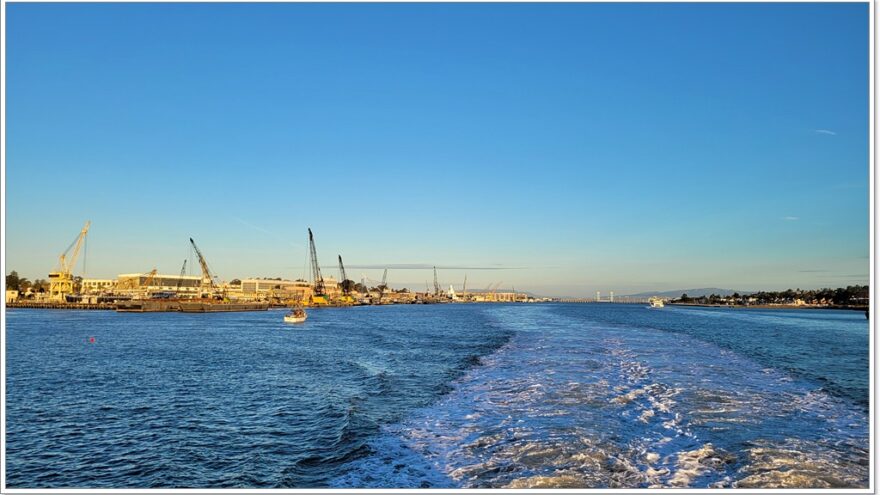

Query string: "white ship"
[284, 307, 308, 324]
[648, 297, 665, 308]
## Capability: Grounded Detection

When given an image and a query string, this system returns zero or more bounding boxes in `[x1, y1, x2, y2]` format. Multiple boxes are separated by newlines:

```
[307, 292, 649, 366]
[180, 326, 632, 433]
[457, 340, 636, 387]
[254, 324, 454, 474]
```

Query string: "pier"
[7, 301, 115, 310]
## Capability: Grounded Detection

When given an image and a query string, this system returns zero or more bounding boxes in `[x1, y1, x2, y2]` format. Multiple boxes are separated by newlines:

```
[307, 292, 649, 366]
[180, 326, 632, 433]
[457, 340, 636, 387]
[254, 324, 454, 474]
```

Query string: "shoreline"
[669, 302, 867, 312]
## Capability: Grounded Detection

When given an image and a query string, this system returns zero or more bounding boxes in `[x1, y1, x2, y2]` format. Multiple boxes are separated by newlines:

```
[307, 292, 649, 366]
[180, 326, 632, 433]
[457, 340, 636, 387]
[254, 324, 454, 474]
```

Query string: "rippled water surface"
[5, 304, 870, 488]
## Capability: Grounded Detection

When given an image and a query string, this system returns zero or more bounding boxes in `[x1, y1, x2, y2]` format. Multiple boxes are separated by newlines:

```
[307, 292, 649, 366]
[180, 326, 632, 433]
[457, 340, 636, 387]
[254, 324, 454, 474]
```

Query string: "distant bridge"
[557, 297, 655, 304]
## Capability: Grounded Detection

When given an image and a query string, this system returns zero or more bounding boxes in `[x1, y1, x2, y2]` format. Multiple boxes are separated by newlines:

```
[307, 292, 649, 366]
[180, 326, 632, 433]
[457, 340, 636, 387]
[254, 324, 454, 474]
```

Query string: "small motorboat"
[648, 297, 665, 309]
[284, 307, 307, 324]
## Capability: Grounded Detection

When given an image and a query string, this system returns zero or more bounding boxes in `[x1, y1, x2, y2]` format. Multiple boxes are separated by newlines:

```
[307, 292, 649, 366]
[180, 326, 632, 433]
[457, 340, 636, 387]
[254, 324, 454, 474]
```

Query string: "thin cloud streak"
[232, 217, 300, 248]
[344, 263, 526, 270]
[814, 129, 837, 135]
[782, 216, 800, 221]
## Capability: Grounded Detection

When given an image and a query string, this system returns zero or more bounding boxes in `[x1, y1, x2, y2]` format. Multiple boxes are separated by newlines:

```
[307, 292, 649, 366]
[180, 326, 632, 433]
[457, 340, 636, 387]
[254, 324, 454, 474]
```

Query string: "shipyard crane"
[175, 259, 188, 293]
[143, 268, 159, 288]
[377, 268, 388, 302]
[117, 267, 155, 292]
[48, 221, 91, 302]
[139, 268, 160, 298]
[189, 238, 216, 295]
[338, 255, 355, 295]
[433, 266, 441, 296]
[462, 275, 467, 301]
[307, 228, 327, 304]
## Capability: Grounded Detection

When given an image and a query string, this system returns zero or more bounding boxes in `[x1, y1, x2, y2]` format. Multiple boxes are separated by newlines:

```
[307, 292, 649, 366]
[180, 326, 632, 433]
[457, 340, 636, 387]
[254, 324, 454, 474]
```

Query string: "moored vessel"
[116, 299, 182, 312]
[178, 300, 270, 312]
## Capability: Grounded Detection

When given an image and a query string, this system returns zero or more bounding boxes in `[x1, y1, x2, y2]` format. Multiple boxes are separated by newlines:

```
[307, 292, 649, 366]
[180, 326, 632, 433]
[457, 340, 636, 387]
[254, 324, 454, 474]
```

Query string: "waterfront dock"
[7, 301, 115, 310]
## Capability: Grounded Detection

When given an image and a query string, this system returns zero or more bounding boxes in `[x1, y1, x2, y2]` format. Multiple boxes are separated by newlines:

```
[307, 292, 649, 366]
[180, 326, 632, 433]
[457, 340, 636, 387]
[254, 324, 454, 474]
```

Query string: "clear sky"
[4, 3, 870, 297]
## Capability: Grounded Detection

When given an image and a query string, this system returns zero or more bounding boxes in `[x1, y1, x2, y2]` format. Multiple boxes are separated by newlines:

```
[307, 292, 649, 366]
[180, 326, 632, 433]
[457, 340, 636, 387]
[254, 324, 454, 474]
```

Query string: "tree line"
[675, 285, 869, 307]
[5, 271, 50, 293]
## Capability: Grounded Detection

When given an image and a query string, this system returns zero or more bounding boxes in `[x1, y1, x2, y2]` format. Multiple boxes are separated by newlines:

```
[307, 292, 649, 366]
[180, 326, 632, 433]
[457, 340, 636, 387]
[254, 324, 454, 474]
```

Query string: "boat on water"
[648, 297, 665, 309]
[284, 307, 308, 324]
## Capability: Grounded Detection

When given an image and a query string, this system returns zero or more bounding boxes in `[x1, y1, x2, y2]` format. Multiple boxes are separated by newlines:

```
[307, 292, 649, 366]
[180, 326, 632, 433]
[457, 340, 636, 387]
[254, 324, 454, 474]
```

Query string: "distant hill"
[626, 288, 747, 298]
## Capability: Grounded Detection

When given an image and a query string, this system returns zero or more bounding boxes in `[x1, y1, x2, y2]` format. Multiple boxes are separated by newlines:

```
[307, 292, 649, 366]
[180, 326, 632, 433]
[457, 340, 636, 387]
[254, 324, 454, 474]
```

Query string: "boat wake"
[330, 305, 868, 488]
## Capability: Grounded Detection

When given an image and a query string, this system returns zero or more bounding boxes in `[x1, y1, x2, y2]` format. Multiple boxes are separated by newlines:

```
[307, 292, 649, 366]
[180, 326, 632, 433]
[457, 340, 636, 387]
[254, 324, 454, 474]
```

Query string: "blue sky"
[5, 3, 869, 297]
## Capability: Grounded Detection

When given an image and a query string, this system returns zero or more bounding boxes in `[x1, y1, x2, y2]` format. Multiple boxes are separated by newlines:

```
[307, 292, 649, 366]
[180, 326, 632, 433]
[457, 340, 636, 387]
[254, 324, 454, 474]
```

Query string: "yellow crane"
[142, 268, 159, 296]
[48, 221, 91, 302]
[117, 267, 158, 294]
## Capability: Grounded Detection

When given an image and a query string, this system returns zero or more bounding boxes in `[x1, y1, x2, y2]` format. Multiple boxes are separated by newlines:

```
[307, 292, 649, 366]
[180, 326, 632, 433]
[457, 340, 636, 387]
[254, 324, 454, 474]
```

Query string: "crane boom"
[338, 255, 355, 295]
[308, 228, 325, 296]
[189, 238, 215, 289]
[338, 255, 348, 285]
[58, 221, 91, 275]
[143, 268, 158, 287]
[176, 259, 187, 292]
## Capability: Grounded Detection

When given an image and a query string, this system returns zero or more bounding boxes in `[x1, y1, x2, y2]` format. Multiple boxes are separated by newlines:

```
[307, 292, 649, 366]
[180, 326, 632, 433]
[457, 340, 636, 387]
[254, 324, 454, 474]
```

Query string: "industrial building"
[81, 279, 116, 294]
[115, 273, 202, 295]
[239, 278, 312, 300]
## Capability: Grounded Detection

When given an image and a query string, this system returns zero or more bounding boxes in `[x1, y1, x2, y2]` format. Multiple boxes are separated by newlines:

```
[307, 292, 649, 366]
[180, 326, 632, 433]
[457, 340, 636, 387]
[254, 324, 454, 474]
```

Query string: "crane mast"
[433, 266, 440, 296]
[308, 228, 325, 296]
[176, 259, 187, 293]
[338, 255, 354, 295]
[189, 238, 216, 292]
[338, 255, 348, 288]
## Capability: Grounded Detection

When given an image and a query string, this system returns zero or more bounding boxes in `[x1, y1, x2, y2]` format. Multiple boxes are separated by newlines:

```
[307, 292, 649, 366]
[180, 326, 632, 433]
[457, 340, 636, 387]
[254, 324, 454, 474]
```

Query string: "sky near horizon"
[4, 3, 870, 297]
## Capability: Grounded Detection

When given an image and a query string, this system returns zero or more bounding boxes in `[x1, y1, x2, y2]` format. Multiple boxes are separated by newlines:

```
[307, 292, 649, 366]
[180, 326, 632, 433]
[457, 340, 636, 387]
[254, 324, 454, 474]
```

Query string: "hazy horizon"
[4, 3, 869, 297]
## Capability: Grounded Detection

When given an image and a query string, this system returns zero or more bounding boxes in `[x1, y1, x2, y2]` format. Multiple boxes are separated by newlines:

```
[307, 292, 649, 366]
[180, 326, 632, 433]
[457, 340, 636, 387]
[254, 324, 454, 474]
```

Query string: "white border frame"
[0, 1, 875, 494]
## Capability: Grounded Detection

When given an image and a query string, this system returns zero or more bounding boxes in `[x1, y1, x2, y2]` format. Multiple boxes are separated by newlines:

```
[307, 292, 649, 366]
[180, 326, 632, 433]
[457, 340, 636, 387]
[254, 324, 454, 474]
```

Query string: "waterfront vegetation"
[5, 271, 50, 294]
[673, 285, 869, 308]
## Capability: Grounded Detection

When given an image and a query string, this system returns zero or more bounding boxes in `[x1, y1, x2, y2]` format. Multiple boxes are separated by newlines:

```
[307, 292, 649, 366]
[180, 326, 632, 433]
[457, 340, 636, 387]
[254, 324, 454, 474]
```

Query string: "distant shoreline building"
[115, 273, 202, 295]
